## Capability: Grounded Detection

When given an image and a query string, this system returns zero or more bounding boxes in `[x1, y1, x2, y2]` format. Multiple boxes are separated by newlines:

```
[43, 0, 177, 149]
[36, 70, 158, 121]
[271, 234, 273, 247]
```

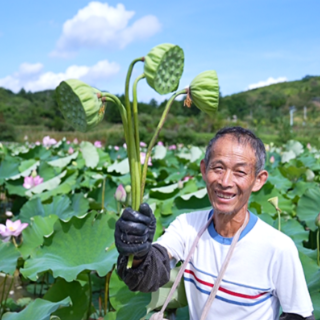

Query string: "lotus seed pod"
[185, 70, 219, 115]
[55, 79, 105, 132]
[144, 43, 184, 94]
[268, 196, 279, 209]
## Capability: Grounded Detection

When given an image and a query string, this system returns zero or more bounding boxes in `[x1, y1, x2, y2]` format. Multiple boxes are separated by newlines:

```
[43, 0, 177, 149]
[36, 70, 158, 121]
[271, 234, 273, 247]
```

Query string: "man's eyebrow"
[209, 160, 251, 167]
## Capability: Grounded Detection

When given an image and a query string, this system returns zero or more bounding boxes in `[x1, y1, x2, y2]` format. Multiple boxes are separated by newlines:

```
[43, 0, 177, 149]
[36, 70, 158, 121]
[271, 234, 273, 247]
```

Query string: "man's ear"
[200, 159, 207, 182]
[252, 170, 268, 192]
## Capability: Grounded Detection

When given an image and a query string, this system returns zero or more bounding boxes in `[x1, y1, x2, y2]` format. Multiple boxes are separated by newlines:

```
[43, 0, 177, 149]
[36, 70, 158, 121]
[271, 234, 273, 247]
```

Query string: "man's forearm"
[280, 312, 315, 320]
[117, 243, 171, 292]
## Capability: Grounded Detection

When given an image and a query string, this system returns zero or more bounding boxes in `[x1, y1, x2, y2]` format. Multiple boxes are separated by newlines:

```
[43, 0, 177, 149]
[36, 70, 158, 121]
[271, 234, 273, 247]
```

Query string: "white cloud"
[0, 60, 120, 93]
[247, 77, 288, 90]
[51, 2, 161, 57]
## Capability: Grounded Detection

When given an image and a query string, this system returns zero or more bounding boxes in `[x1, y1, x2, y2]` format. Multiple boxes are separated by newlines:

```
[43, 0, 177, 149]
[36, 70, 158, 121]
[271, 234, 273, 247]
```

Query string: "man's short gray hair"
[204, 126, 266, 175]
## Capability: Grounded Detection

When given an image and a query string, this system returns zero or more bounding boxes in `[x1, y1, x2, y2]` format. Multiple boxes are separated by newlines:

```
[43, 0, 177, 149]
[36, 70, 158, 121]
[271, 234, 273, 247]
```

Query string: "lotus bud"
[178, 180, 183, 189]
[31, 170, 37, 178]
[184, 70, 219, 115]
[55, 79, 106, 132]
[315, 213, 320, 227]
[144, 43, 184, 95]
[125, 185, 131, 194]
[114, 184, 126, 203]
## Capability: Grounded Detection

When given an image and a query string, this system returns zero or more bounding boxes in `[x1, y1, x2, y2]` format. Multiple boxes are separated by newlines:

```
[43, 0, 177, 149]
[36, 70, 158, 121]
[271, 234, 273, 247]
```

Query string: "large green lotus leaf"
[281, 151, 296, 163]
[297, 154, 317, 169]
[25, 171, 67, 197]
[0, 155, 21, 183]
[146, 266, 187, 314]
[44, 278, 89, 320]
[2, 297, 71, 320]
[106, 271, 150, 320]
[19, 197, 46, 222]
[87, 179, 118, 213]
[107, 158, 130, 175]
[21, 212, 117, 282]
[176, 306, 189, 320]
[42, 193, 89, 221]
[279, 219, 309, 250]
[48, 151, 78, 168]
[19, 215, 58, 259]
[286, 181, 318, 199]
[296, 188, 320, 230]
[97, 148, 111, 168]
[249, 182, 294, 215]
[5, 177, 27, 196]
[80, 170, 104, 189]
[35, 170, 78, 202]
[279, 165, 306, 182]
[18, 159, 38, 173]
[18, 145, 52, 161]
[153, 145, 167, 160]
[38, 161, 60, 181]
[0, 241, 20, 275]
[285, 140, 304, 156]
[189, 146, 203, 163]
[80, 141, 99, 169]
[267, 168, 292, 191]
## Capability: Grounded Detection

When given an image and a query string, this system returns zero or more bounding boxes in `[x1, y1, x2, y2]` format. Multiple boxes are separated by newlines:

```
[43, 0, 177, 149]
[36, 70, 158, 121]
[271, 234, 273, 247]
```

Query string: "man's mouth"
[215, 191, 236, 199]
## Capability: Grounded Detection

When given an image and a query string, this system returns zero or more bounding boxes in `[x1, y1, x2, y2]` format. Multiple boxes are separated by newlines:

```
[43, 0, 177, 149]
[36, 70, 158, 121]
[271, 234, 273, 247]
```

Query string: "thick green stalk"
[0, 274, 8, 318]
[124, 57, 144, 210]
[132, 73, 146, 183]
[140, 89, 187, 202]
[317, 227, 320, 266]
[277, 209, 281, 231]
[87, 273, 92, 320]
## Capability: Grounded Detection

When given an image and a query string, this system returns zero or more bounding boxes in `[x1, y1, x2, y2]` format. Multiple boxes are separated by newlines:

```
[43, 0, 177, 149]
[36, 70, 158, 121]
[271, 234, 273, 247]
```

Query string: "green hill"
[0, 75, 319, 146]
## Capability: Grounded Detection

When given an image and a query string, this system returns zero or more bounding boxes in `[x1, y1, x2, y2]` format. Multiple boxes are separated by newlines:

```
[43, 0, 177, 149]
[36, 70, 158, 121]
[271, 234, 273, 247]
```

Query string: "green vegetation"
[0, 75, 320, 146]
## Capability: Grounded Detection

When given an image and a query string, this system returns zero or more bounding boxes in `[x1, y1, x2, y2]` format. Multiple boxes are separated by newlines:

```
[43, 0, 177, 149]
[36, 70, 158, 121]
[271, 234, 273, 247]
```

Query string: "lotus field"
[0, 138, 319, 319]
[0, 42, 320, 319]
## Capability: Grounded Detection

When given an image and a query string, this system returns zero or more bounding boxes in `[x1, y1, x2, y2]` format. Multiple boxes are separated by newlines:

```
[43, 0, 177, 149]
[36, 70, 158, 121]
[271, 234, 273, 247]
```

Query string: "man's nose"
[220, 170, 233, 187]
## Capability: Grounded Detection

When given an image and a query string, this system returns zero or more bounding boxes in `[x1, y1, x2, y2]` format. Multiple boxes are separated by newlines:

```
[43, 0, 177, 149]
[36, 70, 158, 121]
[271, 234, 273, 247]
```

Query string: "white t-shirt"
[156, 210, 313, 320]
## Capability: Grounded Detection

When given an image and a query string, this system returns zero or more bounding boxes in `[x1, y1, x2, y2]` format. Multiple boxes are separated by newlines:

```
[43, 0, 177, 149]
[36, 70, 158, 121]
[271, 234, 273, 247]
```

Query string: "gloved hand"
[115, 203, 156, 259]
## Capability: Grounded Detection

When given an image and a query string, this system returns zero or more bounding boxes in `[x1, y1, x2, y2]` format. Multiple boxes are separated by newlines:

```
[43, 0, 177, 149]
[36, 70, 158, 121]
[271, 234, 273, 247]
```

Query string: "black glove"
[115, 203, 156, 259]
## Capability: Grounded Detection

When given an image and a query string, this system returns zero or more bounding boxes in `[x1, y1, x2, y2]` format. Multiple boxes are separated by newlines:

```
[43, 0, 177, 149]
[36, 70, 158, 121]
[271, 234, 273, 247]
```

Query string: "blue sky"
[0, 0, 319, 102]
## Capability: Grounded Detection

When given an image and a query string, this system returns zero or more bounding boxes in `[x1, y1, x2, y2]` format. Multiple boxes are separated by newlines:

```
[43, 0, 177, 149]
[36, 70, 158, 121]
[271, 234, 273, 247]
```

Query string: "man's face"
[200, 135, 268, 216]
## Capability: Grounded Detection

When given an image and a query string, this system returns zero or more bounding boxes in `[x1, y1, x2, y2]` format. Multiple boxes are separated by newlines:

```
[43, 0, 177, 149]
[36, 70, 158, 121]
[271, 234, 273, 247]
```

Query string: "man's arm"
[280, 312, 315, 320]
[117, 243, 171, 292]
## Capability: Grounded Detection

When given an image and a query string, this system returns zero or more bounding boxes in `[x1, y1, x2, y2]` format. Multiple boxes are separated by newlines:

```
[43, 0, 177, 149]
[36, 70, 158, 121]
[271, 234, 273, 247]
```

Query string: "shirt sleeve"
[155, 214, 188, 262]
[272, 237, 314, 318]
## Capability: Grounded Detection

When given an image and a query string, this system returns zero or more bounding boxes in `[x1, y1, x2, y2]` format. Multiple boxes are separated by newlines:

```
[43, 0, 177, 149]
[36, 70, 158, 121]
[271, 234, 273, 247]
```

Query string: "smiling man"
[115, 126, 314, 320]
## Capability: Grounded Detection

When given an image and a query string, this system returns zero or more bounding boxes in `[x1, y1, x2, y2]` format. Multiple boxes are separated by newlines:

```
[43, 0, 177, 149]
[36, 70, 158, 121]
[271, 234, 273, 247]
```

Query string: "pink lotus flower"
[94, 141, 102, 148]
[270, 156, 275, 164]
[67, 140, 71, 144]
[140, 152, 152, 166]
[157, 141, 164, 146]
[0, 219, 28, 240]
[123, 143, 127, 149]
[114, 184, 126, 202]
[35, 141, 41, 146]
[68, 147, 74, 154]
[168, 145, 177, 150]
[183, 175, 193, 182]
[23, 175, 43, 189]
[73, 138, 79, 144]
[140, 142, 147, 147]
[5, 211, 13, 217]
[307, 143, 311, 150]
[178, 144, 184, 149]
[43, 136, 57, 147]
[114, 146, 119, 151]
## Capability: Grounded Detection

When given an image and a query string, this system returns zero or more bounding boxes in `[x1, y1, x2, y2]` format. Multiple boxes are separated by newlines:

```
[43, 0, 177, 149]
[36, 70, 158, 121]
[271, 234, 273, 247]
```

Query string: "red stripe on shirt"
[185, 269, 268, 299]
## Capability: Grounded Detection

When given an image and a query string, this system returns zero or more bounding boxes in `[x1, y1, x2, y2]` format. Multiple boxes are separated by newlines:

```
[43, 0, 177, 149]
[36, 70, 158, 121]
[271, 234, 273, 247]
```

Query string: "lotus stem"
[87, 273, 92, 320]
[0, 274, 8, 317]
[140, 89, 187, 203]
[101, 178, 106, 211]
[317, 227, 320, 266]
[104, 266, 114, 315]
[132, 73, 146, 181]
[124, 57, 144, 210]
[277, 209, 281, 231]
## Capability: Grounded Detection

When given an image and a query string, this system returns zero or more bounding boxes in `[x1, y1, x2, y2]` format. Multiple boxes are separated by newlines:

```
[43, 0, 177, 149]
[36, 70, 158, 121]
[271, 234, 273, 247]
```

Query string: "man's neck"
[213, 208, 249, 238]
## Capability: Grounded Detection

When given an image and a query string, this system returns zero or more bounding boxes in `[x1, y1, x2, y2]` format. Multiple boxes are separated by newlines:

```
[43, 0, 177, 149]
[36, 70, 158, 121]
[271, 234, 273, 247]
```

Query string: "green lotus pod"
[55, 79, 105, 132]
[144, 43, 184, 95]
[185, 70, 219, 115]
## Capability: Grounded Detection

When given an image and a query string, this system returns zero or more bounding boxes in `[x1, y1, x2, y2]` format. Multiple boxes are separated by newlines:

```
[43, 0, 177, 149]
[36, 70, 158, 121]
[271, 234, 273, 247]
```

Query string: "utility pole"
[289, 106, 296, 126]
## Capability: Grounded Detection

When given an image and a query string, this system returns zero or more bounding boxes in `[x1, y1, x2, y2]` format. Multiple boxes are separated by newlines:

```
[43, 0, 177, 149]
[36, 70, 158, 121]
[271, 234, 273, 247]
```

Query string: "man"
[115, 127, 314, 320]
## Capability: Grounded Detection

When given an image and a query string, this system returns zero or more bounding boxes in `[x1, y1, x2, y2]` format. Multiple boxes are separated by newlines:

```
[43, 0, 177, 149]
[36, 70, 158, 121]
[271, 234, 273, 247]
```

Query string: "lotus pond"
[0, 137, 319, 319]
